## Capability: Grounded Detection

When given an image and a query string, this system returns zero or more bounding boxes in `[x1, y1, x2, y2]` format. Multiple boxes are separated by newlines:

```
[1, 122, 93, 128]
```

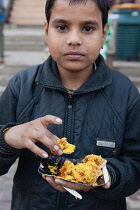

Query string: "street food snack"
[57, 137, 76, 154]
[39, 154, 107, 186]
[82, 154, 107, 169]
[59, 155, 107, 185]
[52, 137, 76, 154]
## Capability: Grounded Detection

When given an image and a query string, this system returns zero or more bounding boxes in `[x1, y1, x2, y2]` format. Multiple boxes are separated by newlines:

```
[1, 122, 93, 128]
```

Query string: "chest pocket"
[95, 138, 117, 158]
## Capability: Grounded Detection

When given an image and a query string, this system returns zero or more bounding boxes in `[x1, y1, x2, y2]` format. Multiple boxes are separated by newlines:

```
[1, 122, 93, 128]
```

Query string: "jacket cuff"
[91, 158, 126, 200]
[0, 123, 20, 154]
[106, 163, 120, 187]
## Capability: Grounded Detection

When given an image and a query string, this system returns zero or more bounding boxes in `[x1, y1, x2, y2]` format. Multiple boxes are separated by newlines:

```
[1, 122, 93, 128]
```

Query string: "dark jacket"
[0, 55, 140, 210]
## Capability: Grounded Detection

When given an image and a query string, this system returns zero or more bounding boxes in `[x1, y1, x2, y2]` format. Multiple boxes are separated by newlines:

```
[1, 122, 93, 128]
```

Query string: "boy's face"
[44, 0, 108, 73]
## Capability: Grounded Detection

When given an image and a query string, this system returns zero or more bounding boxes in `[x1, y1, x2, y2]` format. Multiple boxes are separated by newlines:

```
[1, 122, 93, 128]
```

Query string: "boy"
[0, 0, 140, 209]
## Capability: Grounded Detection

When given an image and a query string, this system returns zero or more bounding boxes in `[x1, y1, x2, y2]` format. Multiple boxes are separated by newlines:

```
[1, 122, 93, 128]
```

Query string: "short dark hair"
[45, 0, 110, 27]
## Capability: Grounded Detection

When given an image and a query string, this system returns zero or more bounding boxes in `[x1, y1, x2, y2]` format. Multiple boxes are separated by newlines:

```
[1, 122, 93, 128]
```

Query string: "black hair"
[45, 0, 110, 27]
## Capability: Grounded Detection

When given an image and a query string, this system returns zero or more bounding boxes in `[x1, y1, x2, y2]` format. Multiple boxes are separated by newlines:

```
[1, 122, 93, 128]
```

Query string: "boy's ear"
[44, 21, 49, 44]
[102, 24, 109, 47]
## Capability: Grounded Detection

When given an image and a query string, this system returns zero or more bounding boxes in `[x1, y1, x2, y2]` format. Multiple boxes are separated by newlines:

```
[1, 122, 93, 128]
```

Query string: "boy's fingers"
[102, 181, 111, 189]
[55, 178, 93, 191]
[29, 129, 63, 156]
[43, 176, 66, 192]
[102, 172, 111, 189]
[40, 115, 62, 127]
[25, 140, 48, 158]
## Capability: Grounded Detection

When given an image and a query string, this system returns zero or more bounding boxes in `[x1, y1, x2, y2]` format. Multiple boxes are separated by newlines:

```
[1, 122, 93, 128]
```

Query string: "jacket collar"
[36, 54, 112, 93]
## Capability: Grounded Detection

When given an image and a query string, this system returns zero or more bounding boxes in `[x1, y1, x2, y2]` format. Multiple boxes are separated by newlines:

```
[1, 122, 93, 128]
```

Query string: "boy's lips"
[64, 51, 84, 59]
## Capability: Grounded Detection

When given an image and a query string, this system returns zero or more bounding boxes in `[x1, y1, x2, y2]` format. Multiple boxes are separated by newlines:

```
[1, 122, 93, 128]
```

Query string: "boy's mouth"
[64, 51, 84, 59]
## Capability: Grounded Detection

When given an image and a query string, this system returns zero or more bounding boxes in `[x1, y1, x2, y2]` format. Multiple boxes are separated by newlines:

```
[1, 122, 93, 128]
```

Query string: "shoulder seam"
[17, 86, 44, 121]
[101, 89, 123, 126]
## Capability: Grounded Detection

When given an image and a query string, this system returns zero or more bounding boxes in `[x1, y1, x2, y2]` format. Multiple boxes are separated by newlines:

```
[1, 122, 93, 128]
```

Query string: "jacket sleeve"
[92, 85, 140, 200]
[0, 80, 20, 176]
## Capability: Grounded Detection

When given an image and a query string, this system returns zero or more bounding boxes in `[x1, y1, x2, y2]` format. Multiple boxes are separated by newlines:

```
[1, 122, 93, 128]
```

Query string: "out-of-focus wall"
[4, 0, 9, 7]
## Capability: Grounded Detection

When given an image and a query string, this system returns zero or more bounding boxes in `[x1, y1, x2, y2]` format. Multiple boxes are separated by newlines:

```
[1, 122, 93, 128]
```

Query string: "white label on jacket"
[96, 140, 115, 148]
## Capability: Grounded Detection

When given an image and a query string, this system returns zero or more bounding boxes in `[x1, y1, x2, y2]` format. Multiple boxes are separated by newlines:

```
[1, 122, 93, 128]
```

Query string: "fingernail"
[54, 145, 59, 151]
[55, 179, 60, 184]
[42, 153, 48, 158]
[56, 118, 62, 123]
[58, 149, 63, 156]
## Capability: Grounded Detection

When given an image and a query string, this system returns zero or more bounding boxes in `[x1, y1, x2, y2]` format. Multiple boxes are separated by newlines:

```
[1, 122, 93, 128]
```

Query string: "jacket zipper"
[66, 94, 74, 144]
[57, 94, 74, 210]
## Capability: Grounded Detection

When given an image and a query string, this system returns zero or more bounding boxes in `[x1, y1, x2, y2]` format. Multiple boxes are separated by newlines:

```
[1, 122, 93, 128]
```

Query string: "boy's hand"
[3, 115, 63, 158]
[42, 176, 94, 192]
[42, 174, 111, 192]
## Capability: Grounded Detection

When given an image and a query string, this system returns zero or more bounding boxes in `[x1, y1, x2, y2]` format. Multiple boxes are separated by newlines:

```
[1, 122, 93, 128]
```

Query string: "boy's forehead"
[50, 0, 102, 23]
[52, 0, 97, 8]
[53, 0, 95, 7]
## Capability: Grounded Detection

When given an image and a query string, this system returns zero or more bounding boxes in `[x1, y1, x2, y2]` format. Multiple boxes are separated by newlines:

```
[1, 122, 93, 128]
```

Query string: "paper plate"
[38, 155, 109, 186]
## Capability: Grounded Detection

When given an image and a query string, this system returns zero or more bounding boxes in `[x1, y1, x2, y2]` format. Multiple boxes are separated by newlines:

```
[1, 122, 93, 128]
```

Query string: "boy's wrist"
[0, 124, 20, 154]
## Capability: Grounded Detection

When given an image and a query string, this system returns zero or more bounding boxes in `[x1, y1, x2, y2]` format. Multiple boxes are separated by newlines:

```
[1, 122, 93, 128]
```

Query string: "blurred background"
[0, 0, 140, 209]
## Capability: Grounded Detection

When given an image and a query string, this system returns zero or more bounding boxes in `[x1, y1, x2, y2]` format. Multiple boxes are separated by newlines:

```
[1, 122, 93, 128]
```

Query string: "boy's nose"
[67, 32, 82, 46]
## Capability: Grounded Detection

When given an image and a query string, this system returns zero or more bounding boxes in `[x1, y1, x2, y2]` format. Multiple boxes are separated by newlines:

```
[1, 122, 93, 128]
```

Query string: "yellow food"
[82, 154, 106, 169]
[57, 137, 76, 154]
[51, 137, 76, 154]
[59, 154, 106, 185]
[48, 164, 59, 175]
[48, 138, 106, 186]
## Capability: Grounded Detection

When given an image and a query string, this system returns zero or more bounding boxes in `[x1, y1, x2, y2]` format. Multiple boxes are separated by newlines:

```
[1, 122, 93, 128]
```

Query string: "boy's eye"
[57, 25, 67, 31]
[83, 26, 93, 32]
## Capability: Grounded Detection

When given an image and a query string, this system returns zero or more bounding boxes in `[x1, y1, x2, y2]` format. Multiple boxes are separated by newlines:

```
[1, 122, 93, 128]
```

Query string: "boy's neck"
[58, 65, 95, 91]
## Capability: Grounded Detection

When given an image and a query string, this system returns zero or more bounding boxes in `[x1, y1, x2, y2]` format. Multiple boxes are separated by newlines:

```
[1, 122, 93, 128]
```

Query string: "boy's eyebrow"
[52, 19, 99, 26]
[83, 20, 99, 26]
[52, 19, 67, 24]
